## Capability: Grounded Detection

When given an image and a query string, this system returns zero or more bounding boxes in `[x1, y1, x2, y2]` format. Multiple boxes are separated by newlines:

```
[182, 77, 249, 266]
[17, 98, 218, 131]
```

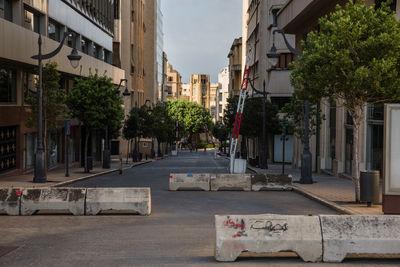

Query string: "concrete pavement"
[248, 163, 383, 215]
[0, 151, 359, 266]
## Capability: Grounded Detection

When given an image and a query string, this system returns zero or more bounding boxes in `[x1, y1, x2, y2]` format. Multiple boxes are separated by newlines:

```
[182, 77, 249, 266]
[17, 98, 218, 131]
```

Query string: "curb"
[292, 185, 355, 215]
[53, 160, 153, 187]
[247, 165, 355, 215]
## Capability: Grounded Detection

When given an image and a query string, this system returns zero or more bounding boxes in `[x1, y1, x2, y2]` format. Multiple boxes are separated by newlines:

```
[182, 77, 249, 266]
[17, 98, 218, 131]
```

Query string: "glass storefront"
[366, 104, 384, 176]
[24, 132, 37, 170]
[0, 67, 16, 103]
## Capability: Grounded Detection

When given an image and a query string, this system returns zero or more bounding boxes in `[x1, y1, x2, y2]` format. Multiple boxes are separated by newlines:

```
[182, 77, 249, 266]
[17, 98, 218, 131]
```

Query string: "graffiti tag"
[223, 216, 247, 238]
[250, 220, 289, 233]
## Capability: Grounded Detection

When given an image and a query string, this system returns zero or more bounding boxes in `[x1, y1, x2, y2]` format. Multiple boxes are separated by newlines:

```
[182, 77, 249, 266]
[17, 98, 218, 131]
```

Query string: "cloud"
[162, 0, 242, 83]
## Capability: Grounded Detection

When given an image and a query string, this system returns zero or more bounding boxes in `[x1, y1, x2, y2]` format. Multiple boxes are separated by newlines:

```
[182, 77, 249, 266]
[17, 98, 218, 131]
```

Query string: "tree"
[123, 107, 140, 160]
[290, 0, 400, 201]
[212, 121, 229, 153]
[66, 74, 123, 172]
[166, 99, 212, 143]
[150, 102, 175, 156]
[25, 61, 64, 172]
[282, 91, 325, 144]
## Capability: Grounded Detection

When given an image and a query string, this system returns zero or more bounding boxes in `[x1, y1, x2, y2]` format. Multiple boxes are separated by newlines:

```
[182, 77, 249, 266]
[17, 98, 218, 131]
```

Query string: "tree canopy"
[290, 0, 400, 201]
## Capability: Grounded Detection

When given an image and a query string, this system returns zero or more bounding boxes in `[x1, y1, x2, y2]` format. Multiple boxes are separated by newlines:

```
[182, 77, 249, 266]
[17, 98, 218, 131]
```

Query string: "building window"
[23, 71, 38, 104]
[81, 37, 89, 54]
[114, 0, 120, 19]
[271, 9, 279, 27]
[0, 67, 17, 103]
[278, 53, 294, 69]
[131, 64, 135, 74]
[0, 0, 13, 22]
[375, 0, 397, 11]
[24, 7, 41, 34]
[48, 19, 62, 42]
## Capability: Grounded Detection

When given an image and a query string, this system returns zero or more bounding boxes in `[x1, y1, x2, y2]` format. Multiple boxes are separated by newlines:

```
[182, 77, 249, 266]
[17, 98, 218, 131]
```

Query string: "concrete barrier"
[85, 188, 151, 215]
[251, 174, 292, 191]
[169, 173, 210, 191]
[20, 188, 86, 216]
[0, 188, 21, 215]
[320, 215, 400, 262]
[211, 174, 251, 191]
[215, 214, 322, 262]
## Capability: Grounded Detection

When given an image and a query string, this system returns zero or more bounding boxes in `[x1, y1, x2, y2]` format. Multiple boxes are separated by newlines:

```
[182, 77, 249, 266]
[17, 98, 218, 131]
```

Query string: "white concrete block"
[21, 188, 86, 216]
[251, 174, 292, 191]
[86, 188, 151, 215]
[233, 159, 246, 173]
[320, 215, 400, 262]
[215, 214, 322, 262]
[0, 188, 21, 215]
[171, 150, 177, 156]
[211, 174, 251, 191]
[169, 173, 210, 191]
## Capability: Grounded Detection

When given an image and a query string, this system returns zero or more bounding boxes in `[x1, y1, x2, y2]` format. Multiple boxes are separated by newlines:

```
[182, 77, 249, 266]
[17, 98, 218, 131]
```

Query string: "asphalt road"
[1, 151, 398, 266]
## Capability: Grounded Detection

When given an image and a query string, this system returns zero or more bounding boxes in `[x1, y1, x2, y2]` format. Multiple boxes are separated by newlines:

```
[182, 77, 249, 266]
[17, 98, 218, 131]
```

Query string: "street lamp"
[249, 79, 269, 169]
[144, 99, 155, 158]
[31, 32, 81, 183]
[267, 29, 313, 184]
[103, 79, 130, 169]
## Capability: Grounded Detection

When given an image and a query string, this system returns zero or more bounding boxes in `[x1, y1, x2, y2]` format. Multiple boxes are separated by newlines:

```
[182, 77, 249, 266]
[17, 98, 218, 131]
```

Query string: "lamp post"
[31, 32, 81, 183]
[144, 99, 155, 158]
[250, 79, 269, 169]
[103, 79, 130, 169]
[267, 29, 313, 184]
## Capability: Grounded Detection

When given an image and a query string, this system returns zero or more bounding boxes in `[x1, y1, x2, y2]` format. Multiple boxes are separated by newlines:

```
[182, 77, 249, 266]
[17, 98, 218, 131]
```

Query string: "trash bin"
[87, 156, 93, 171]
[360, 170, 380, 207]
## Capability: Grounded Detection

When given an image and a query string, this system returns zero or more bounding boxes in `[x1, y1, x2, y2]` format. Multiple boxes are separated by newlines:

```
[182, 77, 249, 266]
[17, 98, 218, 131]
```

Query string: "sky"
[161, 0, 242, 83]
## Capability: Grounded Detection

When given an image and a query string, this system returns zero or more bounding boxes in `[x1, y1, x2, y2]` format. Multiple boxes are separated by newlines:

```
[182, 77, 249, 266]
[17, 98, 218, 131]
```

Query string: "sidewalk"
[0, 158, 154, 188]
[248, 163, 383, 215]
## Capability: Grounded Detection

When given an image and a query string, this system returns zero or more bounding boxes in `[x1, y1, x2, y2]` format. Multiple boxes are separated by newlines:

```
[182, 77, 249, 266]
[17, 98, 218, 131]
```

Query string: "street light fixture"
[103, 79, 130, 169]
[267, 29, 313, 184]
[249, 79, 269, 169]
[31, 32, 81, 183]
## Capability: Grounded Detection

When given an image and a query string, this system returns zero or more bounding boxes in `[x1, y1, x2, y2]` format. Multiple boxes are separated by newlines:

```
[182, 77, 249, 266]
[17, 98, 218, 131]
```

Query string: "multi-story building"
[158, 51, 168, 101]
[242, 0, 296, 165]
[0, 0, 125, 175]
[144, 0, 158, 105]
[155, 0, 165, 103]
[227, 37, 242, 97]
[276, 0, 396, 176]
[166, 62, 182, 99]
[181, 83, 191, 101]
[217, 67, 229, 122]
[209, 83, 219, 122]
[190, 74, 210, 110]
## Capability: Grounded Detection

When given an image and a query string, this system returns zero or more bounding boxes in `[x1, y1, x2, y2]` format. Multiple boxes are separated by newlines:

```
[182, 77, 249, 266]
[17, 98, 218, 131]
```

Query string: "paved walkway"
[248, 163, 383, 215]
[0, 158, 153, 188]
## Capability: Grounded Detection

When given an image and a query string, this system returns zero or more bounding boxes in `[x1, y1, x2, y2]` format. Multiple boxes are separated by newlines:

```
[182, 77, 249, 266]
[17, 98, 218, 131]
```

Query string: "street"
[0, 152, 398, 266]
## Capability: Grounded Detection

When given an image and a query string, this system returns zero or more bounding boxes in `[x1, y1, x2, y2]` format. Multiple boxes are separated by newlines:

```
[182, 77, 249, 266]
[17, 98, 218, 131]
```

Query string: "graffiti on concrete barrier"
[223, 216, 247, 238]
[250, 220, 289, 234]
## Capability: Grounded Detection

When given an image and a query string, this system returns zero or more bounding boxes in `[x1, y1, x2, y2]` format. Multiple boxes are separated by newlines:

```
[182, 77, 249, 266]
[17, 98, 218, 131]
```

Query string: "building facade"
[209, 83, 218, 122]
[276, 0, 397, 176]
[166, 62, 182, 99]
[227, 37, 242, 97]
[217, 67, 229, 122]
[0, 0, 125, 175]
[190, 74, 210, 110]
[181, 83, 191, 101]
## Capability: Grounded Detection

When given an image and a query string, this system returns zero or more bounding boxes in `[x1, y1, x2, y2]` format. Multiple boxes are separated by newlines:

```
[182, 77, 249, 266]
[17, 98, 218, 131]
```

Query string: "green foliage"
[212, 121, 229, 144]
[223, 96, 280, 137]
[150, 101, 175, 143]
[26, 61, 64, 131]
[166, 99, 212, 139]
[291, 0, 400, 116]
[123, 107, 140, 140]
[66, 73, 124, 132]
[282, 92, 325, 142]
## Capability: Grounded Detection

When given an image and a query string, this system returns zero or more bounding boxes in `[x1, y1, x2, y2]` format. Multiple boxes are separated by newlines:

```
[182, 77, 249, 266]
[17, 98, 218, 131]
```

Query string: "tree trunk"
[351, 107, 365, 203]
[84, 127, 90, 173]
[157, 138, 161, 157]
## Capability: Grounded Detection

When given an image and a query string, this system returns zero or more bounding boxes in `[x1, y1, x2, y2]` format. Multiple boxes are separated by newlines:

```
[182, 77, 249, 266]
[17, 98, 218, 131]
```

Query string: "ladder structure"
[229, 46, 254, 173]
